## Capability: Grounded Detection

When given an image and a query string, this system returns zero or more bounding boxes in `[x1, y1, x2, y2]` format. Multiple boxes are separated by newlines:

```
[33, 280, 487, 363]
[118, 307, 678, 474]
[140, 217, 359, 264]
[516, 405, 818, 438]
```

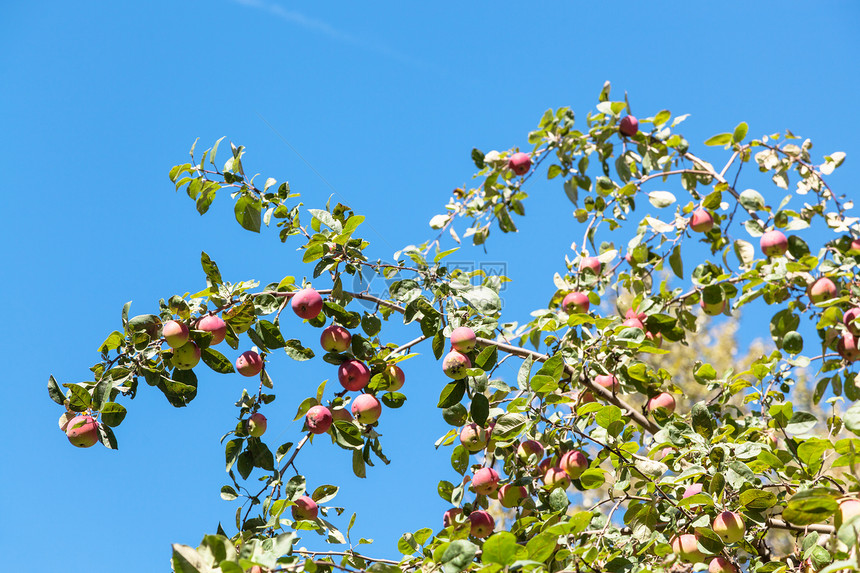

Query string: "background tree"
[51, 84, 860, 573]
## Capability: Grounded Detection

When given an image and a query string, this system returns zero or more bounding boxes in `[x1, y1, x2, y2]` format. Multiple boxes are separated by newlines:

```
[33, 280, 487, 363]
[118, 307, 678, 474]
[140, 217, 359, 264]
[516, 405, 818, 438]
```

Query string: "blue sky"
[1, 2, 859, 570]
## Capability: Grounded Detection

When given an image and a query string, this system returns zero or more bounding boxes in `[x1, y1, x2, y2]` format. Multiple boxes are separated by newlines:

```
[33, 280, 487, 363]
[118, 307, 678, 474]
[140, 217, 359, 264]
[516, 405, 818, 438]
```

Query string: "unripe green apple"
[247, 412, 267, 437]
[498, 484, 527, 508]
[162, 320, 190, 349]
[442, 351, 471, 379]
[292, 495, 318, 520]
[460, 423, 488, 453]
[468, 510, 495, 538]
[712, 510, 745, 543]
[442, 403, 468, 426]
[351, 394, 381, 424]
[320, 325, 351, 352]
[236, 350, 263, 377]
[508, 152, 532, 176]
[66, 415, 99, 448]
[562, 292, 590, 314]
[471, 467, 500, 496]
[647, 392, 676, 415]
[690, 209, 714, 233]
[543, 467, 571, 490]
[517, 439, 545, 464]
[671, 533, 705, 563]
[709, 557, 738, 573]
[383, 364, 405, 391]
[197, 314, 227, 345]
[700, 298, 726, 316]
[173, 341, 201, 370]
[844, 307, 860, 336]
[579, 256, 601, 275]
[808, 277, 838, 305]
[560, 450, 588, 479]
[338, 359, 370, 391]
[291, 288, 323, 319]
[760, 230, 788, 257]
[306, 405, 332, 434]
[619, 115, 639, 137]
[450, 326, 477, 352]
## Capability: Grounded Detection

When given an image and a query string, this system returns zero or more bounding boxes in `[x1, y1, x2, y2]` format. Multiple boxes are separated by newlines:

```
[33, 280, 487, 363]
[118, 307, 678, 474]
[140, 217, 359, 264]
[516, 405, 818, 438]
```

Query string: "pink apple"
[66, 415, 99, 448]
[543, 467, 571, 490]
[468, 510, 495, 538]
[537, 457, 555, 475]
[306, 405, 333, 434]
[498, 484, 527, 508]
[709, 557, 738, 573]
[837, 498, 860, 528]
[442, 350, 471, 379]
[760, 230, 788, 257]
[460, 423, 488, 453]
[626, 308, 647, 321]
[712, 511, 745, 543]
[851, 239, 860, 254]
[622, 317, 645, 330]
[839, 333, 860, 362]
[508, 152, 532, 176]
[383, 364, 405, 391]
[197, 314, 227, 345]
[683, 483, 703, 499]
[351, 394, 382, 424]
[560, 450, 588, 479]
[471, 467, 500, 496]
[162, 320, 189, 348]
[443, 507, 462, 528]
[671, 533, 705, 563]
[844, 308, 860, 336]
[247, 412, 267, 437]
[517, 440, 545, 464]
[580, 256, 601, 275]
[690, 209, 714, 233]
[595, 374, 620, 392]
[450, 326, 477, 352]
[338, 359, 370, 391]
[292, 495, 318, 520]
[700, 298, 726, 316]
[320, 325, 351, 352]
[808, 277, 838, 305]
[619, 115, 639, 137]
[236, 350, 263, 377]
[647, 392, 676, 415]
[291, 288, 323, 320]
[562, 292, 590, 314]
[576, 390, 597, 405]
[173, 341, 201, 370]
[646, 331, 663, 347]
[249, 566, 264, 573]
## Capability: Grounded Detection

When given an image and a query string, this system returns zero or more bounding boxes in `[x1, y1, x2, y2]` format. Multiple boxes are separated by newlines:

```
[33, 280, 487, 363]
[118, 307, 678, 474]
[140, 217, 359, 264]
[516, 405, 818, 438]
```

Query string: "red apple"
[471, 467, 500, 496]
[508, 152, 532, 176]
[162, 320, 189, 349]
[647, 392, 676, 415]
[236, 350, 263, 377]
[517, 440, 545, 464]
[66, 415, 99, 448]
[595, 374, 620, 392]
[443, 507, 462, 528]
[460, 423, 488, 453]
[619, 115, 639, 137]
[247, 412, 267, 437]
[576, 389, 597, 406]
[320, 325, 351, 352]
[197, 314, 227, 345]
[338, 359, 370, 391]
[383, 364, 405, 391]
[560, 450, 588, 479]
[671, 533, 705, 563]
[450, 326, 477, 352]
[291, 288, 323, 320]
[851, 239, 860, 254]
[808, 277, 838, 305]
[468, 510, 495, 538]
[498, 484, 527, 508]
[622, 317, 645, 330]
[760, 230, 788, 257]
[292, 495, 318, 520]
[712, 511, 745, 543]
[709, 557, 738, 573]
[690, 209, 714, 233]
[844, 307, 860, 336]
[306, 405, 333, 434]
[173, 341, 201, 370]
[543, 467, 571, 490]
[700, 298, 726, 316]
[580, 256, 601, 275]
[562, 292, 590, 314]
[838, 333, 860, 362]
[351, 394, 382, 424]
[442, 350, 471, 379]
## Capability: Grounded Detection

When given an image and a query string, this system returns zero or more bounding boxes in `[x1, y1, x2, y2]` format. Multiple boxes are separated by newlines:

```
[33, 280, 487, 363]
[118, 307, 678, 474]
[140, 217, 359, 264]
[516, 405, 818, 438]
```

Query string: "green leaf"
[470, 394, 489, 427]
[843, 403, 860, 436]
[48, 375, 66, 405]
[256, 320, 286, 350]
[482, 532, 523, 566]
[648, 191, 676, 208]
[739, 489, 777, 511]
[786, 411, 818, 435]
[517, 356, 534, 390]
[691, 402, 714, 439]
[459, 286, 501, 315]
[441, 540, 479, 573]
[200, 252, 223, 285]
[202, 348, 235, 374]
[284, 339, 315, 361]
[100, 402, 127, 427]
[234, 194, 261, 233]
[732, 122, 749, 144]
[63, 384, 92, 412]
[99, 331, 124, 353]
[526, 532, 557, 562]
[704, 133, 732, 146]
[669, 245, 683, 279]
[738, 189, 765, 211]
[352, 449, 366, 479]
[492, 413, 527, 441]
[171, 544, 211, 573]
[783, 488, 839, 525]
[438, 380, 466, 408]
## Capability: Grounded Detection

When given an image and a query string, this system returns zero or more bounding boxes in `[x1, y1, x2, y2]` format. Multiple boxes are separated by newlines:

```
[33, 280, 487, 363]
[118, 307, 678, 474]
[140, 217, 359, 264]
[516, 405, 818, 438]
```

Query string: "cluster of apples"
[668, 484, 747, 570]
[442, 327, 478, 379]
